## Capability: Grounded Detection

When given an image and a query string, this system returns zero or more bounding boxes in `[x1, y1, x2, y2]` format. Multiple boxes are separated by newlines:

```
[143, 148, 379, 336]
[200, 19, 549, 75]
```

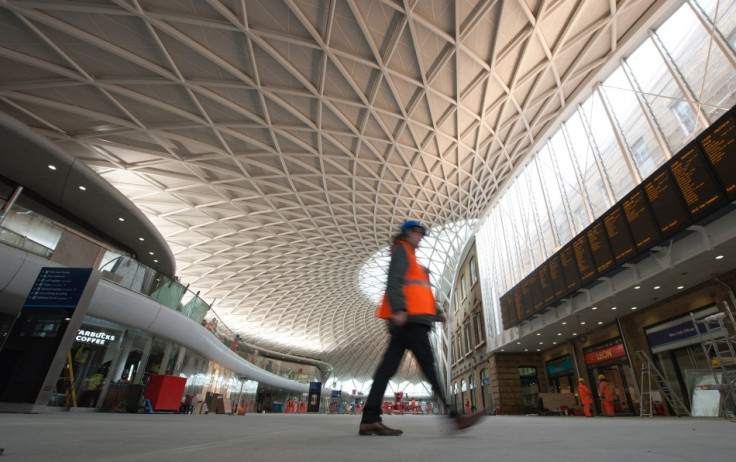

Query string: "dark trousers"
[361, 323, 449, 424]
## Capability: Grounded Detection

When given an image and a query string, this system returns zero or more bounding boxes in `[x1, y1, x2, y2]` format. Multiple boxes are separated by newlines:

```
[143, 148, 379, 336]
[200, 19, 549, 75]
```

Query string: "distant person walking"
[597, 374, 615, 417]
[577, 378, 593, 417]
[358, 220, 484, 436]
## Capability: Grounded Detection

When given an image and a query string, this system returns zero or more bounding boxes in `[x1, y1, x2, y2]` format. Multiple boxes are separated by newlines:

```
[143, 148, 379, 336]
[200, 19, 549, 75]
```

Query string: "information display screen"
[573, 234, 597, 284]
[698, 110, 736, 200]
[669, 142, 727, 222]
[513, 285, 524, 322]
[585, 220, 615, 275]
[529, 270, 544, 311]
[500, 293, 514, 329]
[602, 204, 637, 265]
[538, 262, 555, 305]
[643, 166, 692, 239]
[520, 278, 534, 318]
[559, 244, 582, 292]
[622, 187, 661, 252]
[548, 254, 567, 299]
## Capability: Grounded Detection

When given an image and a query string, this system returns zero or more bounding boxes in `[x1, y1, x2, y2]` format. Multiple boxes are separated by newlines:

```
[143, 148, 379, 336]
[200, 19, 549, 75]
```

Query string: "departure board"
[643, 166, 692, 238]
[548, 254, 567, 299]
[669, 142, 727, 222]
[500, 293, 514, 329]
[586, 219, 616, 275]
[560, 244, 582, 292]
[538, 262, 555, 305]
[513, 285, 524, 321]
[573, 234, 597, 283]
[698, 110, 736, 200]
[529, 270, 544, 311]
[602, 204, 637, 265]
[521, 277, 534, 319]
[622, 187, 661, 252]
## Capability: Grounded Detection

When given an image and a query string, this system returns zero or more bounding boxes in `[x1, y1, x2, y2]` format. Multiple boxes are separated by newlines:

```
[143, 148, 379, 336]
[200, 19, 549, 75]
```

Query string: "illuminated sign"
[76, 329, 116, 346]
[584, 343, 625, 365]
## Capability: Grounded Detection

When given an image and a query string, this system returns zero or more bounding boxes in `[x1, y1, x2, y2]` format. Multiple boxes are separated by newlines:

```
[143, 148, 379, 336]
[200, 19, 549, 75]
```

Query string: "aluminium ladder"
[636, 350, 689, 417]
[690, 301, 736, 417]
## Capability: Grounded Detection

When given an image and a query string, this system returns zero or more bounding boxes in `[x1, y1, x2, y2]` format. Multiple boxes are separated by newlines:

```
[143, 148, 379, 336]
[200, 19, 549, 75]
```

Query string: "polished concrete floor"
[0, 412, 733, 461]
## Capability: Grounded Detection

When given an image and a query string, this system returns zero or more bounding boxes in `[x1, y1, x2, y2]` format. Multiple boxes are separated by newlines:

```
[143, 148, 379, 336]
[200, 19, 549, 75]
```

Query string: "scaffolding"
[637, 349, 689, 417]
[690, 301, 736, 418]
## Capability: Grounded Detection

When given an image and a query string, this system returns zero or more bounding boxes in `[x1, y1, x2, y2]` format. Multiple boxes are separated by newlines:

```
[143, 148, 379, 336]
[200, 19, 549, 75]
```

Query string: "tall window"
[473, 310, 486, 344]
[464, 323, 472, 353]
[460, 275, 467, 299]
[476, 0, 736, 337]
[469, 257, 477, 285]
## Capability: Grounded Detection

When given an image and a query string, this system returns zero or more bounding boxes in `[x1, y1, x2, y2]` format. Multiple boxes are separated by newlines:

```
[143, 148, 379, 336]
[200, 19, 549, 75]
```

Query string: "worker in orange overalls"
[577, 377, 593, 417]
[597, 374, 615, 416]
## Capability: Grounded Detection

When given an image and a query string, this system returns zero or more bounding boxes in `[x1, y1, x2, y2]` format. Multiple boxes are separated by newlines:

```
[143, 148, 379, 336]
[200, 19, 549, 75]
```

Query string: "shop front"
[546, 356, 575, 394]
[583, 340, 638, 416]
[644, 304, 722, 416]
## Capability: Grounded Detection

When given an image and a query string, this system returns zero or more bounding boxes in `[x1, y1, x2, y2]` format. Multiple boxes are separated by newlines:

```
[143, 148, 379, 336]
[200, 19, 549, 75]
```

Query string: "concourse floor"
[0, 411, 732, 461]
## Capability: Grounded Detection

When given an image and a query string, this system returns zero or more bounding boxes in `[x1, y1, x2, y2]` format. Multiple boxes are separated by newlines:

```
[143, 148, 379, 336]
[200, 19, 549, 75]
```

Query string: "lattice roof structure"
[0, 0, 667, 386]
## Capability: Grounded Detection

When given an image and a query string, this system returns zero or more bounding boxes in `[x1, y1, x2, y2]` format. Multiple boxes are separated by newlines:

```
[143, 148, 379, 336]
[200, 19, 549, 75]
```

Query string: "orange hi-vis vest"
[376, 240, 436, 319]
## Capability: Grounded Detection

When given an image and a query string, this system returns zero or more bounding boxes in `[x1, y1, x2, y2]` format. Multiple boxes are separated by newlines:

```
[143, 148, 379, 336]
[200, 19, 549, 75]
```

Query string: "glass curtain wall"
[478, 0, 736, 337]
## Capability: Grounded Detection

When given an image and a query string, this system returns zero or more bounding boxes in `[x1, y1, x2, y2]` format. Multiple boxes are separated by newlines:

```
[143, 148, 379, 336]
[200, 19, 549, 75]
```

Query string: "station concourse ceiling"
[0, 0, 669, 385]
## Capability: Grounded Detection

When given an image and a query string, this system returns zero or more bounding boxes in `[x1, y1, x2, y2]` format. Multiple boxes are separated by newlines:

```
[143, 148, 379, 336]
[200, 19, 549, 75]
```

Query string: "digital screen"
[520, 278, 534, 318]
[642, 166, 692, 239]
[602, 204, 637, 265]
[586, 220, 616, 275]
[573, 234, 597, 284]
[548, 254, 567, 299]
[538, 262, 555, 305]
[500, 293, 514, 329]
[622, 187, 661, 252]
[559, 244, 582, 292]
[669, 142, 726, 222]
[513, 285, 525, 322]
[529, 270, 544, 311]
[698, 110, 736, 200]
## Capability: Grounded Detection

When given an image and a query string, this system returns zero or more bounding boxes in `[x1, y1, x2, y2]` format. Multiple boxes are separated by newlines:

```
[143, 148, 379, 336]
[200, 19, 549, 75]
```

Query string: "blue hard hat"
[401, 220, 426, 234]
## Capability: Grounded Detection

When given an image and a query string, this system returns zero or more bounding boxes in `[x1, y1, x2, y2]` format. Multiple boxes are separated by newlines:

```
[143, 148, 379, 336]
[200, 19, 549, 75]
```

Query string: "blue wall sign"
[23, 268, 93, 308]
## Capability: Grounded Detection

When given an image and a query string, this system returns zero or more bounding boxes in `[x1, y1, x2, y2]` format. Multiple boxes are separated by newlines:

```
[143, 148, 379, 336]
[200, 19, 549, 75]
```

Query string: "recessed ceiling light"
[539, 342, 543, 345]
[48, 164, 56, 170]
[118, 217, 125, 222]
[557, 333, 562, 336]
[677, 285, 684, 290]
[552, 341, 557, 345]
[653, 286, 660, 290]
[501, 349, 505, 352]
[634, 285, 641, 290]
[536, 349, 540, 352]
[524, 349, 529, 352]
[153, 259, 158, 263]
[79, 186, 86, 191]
[591, 306, 597, 310]
[562, 321, 567, 325]
[516, 342, 521, 345]
[611, 306, 617, 310]
[715, 255, 724, 260]
[149, 251, 154, 255]
[536, 333, 541, 336]
[598, 321, 603, 325]
[572, 332, 578, 336]
[139, 237, 145, 241]
[631, 306, 637, 310]
[580, 321, 586, 325]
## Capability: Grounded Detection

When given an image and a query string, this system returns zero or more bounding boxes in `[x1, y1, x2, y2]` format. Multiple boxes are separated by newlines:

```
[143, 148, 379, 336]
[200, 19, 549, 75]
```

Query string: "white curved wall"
[0, 244, 308, 393]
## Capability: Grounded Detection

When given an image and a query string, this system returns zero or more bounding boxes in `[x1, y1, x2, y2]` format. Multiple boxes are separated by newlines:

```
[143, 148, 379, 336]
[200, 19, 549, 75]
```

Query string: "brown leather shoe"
[454, 410, 485, 430]
[358, 421, 403, 436]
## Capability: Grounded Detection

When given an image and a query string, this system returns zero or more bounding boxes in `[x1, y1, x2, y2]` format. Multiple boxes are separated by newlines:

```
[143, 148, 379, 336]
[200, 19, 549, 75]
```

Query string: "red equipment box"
[143, 375, 187, 412]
